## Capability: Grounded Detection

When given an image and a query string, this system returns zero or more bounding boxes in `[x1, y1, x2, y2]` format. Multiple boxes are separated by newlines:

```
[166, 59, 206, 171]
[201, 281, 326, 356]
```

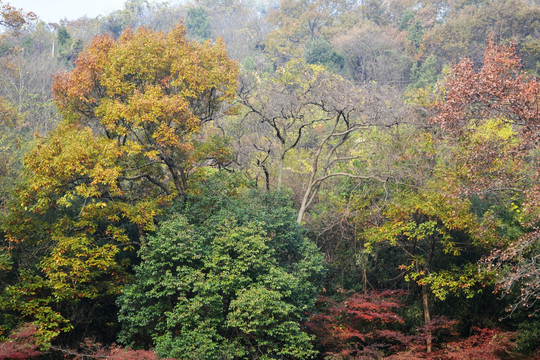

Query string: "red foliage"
[306, 291, 413, 358]
[386, 327, 517, 360]
[0, 323, 41, 360]
[307, 291, 518, 360]
[57, 338, 174, 360]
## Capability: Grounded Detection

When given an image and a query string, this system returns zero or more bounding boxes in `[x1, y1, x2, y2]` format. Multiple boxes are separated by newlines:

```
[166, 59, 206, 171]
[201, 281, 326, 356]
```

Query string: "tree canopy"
[0, 0, 539, 358]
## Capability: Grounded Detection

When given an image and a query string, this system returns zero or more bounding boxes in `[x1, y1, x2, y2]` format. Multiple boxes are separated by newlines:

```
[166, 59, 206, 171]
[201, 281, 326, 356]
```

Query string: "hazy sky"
[8, 0, 136, 23]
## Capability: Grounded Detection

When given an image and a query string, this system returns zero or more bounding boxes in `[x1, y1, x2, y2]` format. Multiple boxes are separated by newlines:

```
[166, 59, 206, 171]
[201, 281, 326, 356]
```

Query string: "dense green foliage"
[118, 186, 323, 359]
[304, 39, 344, 72]
[186, 6, 211, 40]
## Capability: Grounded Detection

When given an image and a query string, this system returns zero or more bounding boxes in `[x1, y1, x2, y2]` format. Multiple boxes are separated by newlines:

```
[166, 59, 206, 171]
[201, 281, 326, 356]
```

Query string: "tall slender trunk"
[362, 268, 368, 295]
[297, 195, 308, 224]
[422, 284, 432, 353]
[423, 236, 436, 353]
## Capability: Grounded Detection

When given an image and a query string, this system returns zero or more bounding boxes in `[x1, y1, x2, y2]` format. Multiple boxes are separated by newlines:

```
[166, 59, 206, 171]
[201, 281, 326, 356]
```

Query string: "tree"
[306, 291, 409, 358]
[0, 1, 35, 32]
[0, 0, 41, 204]
[1, 123, 134, 345]
[408, 54, 438, 90]
[424, 0, 540, 70]
[1, 23, 238, 347]
[0, 37, 63, 135]
[332, 23, 411, 86]
[236, 59, 340, 191]
[433, 41, 538, 152]
[186, 6, 211, 40]
[304, 38, 344, 72]
[266, 0, 349, 63]
[406, 20, 425, 59]
[363, 187, 492, 353]
[52, 23, 238, 197]
[54, 26, 83, 64]
[433, 40, 539, 316]
[234, 60, 405, 223]
[117, 184, 324, 359]
[0, 323, 41, 359]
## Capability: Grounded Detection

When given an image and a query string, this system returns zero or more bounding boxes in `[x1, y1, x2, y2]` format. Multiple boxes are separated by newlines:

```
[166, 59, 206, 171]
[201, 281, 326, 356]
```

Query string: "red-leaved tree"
[306, 290, 412, 359]
[386, 327, 517, 360]
[0, 323, 40, 360]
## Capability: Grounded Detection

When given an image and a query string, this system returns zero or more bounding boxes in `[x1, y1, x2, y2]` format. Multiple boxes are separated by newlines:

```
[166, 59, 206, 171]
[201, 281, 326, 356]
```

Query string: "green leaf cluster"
[117, 186, 324, 359]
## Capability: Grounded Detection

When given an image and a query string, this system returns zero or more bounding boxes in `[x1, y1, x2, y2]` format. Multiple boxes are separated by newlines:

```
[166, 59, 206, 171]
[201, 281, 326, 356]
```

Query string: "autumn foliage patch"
[0, 323, 40, 360]
[306, 290, 411, 358]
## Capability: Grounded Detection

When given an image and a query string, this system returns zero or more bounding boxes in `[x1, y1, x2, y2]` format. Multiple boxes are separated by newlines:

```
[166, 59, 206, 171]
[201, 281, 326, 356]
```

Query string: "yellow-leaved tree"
[1, 23, 237, 346]
[53, 23, 238, 196]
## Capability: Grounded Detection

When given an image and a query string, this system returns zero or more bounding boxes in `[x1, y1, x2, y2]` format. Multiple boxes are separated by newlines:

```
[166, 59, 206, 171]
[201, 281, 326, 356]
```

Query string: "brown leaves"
[434, 40, 539, 148]
[0, 2, 36, 33]
[433, 40, 539, 204]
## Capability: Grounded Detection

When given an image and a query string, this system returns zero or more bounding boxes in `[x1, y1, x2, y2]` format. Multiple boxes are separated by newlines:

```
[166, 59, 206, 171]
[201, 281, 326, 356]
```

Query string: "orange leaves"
[0, 2, 36, 32]
[53, 23, 237, 138]
[52, 35, 115, 114]
[52, 22, 237, 196]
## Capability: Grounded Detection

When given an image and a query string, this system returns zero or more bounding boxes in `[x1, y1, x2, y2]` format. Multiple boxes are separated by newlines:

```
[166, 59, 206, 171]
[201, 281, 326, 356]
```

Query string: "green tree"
[55, 26, 82, 64]
[117, 184, 324, 359]
[406, 20, 425, 57]
[409, 54, 438, 89]
[399, 9, 415, 30]
[304, 38, 344, 72]
[186, 6, 211, 40]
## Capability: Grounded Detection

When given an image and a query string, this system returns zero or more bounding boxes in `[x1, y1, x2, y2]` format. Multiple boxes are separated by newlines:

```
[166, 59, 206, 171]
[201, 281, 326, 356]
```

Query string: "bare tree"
[232, 60, 409, 223]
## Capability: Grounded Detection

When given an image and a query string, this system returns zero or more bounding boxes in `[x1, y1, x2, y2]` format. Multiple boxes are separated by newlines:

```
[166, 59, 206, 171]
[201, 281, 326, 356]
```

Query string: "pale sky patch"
[8, 0, 140, 23]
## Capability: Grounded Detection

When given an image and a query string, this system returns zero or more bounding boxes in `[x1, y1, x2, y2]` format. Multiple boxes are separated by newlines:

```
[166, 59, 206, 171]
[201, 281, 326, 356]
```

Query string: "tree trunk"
[362, 268, 368, 295]
[297, 194, 308, 224]
[423, 236, 436, 353]
[297, 180, 315, 224]
[263, 165, 270, 191]
[162, 157, 184, 196]
[277, 154, 284, 190]
[422, 284, 432, 353]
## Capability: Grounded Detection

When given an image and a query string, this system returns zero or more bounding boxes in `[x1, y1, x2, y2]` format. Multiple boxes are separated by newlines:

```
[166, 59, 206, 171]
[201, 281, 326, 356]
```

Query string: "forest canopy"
[0, 0, 538, 359]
